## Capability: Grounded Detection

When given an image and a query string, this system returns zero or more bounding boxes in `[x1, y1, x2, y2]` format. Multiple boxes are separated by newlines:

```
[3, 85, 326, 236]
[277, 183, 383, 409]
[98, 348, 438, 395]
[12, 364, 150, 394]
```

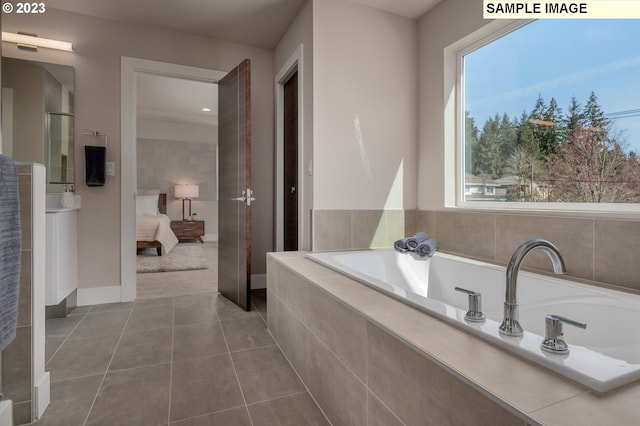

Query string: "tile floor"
[35, 240, 329, 425]
[37, 291, 329, 425]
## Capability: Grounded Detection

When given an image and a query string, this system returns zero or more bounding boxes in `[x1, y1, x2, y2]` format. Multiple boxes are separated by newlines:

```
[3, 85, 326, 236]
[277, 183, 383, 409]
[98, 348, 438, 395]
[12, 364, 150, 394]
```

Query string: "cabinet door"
[45, 211, 78, 306]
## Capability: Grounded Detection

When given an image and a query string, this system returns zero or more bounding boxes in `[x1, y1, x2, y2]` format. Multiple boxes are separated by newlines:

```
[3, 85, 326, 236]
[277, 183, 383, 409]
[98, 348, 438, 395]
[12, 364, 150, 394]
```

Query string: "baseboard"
[77, 285, 122, 306]
[251, 273, 266, 290]
[203, 233, 218, 242]
[34, 371, 50, 420]
[0, 400, 12, 426]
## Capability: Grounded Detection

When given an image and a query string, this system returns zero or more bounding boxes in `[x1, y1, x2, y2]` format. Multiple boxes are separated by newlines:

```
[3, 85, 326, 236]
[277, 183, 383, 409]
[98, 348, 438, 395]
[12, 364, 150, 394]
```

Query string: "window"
[460, 20, 640, 206]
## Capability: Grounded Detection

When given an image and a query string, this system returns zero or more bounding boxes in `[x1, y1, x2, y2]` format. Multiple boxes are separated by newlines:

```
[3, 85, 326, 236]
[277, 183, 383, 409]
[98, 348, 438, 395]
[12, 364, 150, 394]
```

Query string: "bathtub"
[307, 249, 640, 393]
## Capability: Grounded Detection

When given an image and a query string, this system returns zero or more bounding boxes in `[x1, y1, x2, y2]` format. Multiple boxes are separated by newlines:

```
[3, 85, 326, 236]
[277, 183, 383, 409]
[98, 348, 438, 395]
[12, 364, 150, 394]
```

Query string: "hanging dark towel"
[0, 154, 22, 352]
[85, 145, 106, 187]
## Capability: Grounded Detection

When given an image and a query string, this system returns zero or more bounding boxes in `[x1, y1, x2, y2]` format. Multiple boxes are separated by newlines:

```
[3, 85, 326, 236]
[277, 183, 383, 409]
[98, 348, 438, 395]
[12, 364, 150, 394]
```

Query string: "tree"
[465, 111, 479, 174]
[584, 91, 608, 131]
[516, 112, 540, 159]
[562, 96, 584, 140]
[504, 145, 541, 201]
[473, 114, 503, 178]
[550, 127, 630, 202]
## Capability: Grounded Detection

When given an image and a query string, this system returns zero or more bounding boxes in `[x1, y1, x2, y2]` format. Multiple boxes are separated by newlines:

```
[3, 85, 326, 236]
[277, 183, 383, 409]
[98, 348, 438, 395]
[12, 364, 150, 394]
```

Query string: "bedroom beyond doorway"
[137, 241, 218, 299]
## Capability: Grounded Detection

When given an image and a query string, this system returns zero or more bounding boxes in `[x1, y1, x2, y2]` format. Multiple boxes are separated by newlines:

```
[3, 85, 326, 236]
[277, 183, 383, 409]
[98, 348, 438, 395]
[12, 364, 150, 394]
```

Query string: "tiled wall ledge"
[312, 209, 640, 295]
[267, 252, 640, 426]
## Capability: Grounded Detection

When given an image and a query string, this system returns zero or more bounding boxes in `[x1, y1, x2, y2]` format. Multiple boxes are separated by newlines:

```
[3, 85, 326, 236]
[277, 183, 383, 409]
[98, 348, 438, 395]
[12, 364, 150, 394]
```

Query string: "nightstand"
[170, 220, 205, 243]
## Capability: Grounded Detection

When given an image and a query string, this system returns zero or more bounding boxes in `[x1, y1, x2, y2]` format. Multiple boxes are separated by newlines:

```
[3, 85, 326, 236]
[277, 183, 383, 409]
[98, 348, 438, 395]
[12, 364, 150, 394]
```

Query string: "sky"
[464, 19, 640, 154]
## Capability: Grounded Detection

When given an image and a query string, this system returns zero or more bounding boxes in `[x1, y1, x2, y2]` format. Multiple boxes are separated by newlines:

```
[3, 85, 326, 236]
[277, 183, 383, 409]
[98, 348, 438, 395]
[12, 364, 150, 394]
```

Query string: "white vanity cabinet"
[45, 208, 78, 306]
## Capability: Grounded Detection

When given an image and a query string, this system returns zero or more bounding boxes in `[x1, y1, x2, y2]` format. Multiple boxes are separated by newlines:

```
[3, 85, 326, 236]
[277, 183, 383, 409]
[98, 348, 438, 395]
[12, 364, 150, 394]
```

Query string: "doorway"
[121, 58, 226, 301]
[283, 71, 298, 251]
[275, 45, 306, 252]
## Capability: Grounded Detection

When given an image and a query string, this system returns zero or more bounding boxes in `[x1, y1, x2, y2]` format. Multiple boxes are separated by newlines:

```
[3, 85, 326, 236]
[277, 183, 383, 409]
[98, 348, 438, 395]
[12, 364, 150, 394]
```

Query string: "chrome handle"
[541, 314, 587, 354]
[231, 191, 247, 202]
[291, 186, 296, 194]
[231, 189, 256, 206]
[454, 286, 486, 322]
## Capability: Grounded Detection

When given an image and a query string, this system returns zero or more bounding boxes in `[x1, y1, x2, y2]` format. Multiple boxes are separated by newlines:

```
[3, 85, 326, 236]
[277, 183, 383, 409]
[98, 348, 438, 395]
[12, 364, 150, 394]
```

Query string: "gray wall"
[137, 138, 218, 236]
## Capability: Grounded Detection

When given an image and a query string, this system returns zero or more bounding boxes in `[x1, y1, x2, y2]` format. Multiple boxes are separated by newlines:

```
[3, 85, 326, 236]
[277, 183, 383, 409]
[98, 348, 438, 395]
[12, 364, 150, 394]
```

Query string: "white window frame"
[454, 20, 640, 215]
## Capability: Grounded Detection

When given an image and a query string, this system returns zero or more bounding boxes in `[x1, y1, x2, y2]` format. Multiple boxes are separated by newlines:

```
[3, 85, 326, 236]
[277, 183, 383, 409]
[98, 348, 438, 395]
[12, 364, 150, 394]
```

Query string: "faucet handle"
[454, 287, 486, 322]
[541, 314, 587, 354]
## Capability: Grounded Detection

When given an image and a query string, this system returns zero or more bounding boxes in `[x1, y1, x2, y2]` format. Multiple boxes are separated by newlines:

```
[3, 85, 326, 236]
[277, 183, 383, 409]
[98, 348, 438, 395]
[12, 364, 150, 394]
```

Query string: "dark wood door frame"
[275, 45, 305, 252]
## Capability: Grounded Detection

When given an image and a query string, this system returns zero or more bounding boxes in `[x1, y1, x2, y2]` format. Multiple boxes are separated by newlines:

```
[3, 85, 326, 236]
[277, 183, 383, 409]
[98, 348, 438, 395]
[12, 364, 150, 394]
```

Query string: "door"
[218, 59, 252, 311]
[283, 72, 298, 251]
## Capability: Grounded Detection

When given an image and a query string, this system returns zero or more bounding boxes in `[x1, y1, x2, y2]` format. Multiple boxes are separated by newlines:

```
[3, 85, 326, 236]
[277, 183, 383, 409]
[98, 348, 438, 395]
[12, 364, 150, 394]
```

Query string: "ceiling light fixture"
[201, 107, 211, 112]
[1, 31, 73, 52]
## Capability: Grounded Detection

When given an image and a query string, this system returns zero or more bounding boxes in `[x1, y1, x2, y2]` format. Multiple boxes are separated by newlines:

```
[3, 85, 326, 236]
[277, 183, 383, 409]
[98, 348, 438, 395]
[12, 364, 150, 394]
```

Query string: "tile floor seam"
[216, 307, 255, 426]
[244, 390, 309, 407]
[166, 403, 248, 425]
[167, 296, 176, 425]
[45, 313, 87, 366]
[123, 324, 175, 334]
[81, 304, 135, 426]
[228, 343, 278, 355]
[252, 299, 267, 324]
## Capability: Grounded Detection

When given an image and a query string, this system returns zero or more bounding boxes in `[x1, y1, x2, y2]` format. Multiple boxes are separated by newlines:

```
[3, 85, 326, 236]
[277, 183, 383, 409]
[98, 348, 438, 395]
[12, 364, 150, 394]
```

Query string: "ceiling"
[44, 0, 443, 50]
[137, 73, 218, 128]
[65, 0, 442, 133]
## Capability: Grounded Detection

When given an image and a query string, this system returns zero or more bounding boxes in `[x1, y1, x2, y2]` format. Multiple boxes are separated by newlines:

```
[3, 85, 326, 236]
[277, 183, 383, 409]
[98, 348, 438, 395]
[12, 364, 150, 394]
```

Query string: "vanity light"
[1, 32, 73, 52]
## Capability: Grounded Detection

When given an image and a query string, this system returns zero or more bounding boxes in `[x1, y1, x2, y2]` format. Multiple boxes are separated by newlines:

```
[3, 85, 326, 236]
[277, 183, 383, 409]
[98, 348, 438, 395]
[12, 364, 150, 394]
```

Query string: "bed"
[136, 193, 179, 256]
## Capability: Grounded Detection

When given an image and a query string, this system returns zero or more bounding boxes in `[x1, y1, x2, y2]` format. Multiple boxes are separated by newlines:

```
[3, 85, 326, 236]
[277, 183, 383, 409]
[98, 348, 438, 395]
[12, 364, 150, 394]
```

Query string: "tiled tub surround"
[267, 251, 640, 426]
[312, 209, 640, 295]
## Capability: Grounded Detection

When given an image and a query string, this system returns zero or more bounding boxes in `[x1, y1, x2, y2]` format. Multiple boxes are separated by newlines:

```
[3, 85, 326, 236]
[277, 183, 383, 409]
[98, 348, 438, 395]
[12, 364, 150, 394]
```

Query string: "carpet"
[137, 244, 209, 273]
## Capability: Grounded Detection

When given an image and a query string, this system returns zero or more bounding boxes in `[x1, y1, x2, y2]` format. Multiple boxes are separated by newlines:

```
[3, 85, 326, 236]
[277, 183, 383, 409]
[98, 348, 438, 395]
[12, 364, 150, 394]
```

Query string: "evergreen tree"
[563, 96, 584, 140]
[465, 111, 479, 174]
[584, 91, 608, 130]
[474, 114, 503, 178]
[516, 112, 540, 159]
[498, 113, 518, 162]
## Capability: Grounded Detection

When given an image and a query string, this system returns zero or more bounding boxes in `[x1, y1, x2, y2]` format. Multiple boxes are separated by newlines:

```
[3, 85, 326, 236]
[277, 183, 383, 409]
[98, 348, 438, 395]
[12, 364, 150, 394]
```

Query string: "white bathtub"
[307, 249, 640, 393]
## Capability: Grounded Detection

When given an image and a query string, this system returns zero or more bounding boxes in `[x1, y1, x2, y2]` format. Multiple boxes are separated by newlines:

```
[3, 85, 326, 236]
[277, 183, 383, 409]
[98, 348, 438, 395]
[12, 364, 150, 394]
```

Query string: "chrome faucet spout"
[499, 238, 566, 337]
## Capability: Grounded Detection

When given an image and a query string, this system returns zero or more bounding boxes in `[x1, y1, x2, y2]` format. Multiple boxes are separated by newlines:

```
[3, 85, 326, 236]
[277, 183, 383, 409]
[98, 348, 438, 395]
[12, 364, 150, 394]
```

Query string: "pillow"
[136, 194, 159, 216]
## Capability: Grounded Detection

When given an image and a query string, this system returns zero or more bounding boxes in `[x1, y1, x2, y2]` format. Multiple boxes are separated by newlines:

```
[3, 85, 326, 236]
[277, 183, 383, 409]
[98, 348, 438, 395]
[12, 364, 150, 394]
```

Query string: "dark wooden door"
[218, 59, 252, 311]
[283, 72, 298, 251]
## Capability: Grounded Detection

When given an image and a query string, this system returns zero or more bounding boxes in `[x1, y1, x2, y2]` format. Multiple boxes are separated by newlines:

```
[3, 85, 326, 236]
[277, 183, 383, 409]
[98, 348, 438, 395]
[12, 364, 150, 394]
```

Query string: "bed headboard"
[158, 193, 167, 214]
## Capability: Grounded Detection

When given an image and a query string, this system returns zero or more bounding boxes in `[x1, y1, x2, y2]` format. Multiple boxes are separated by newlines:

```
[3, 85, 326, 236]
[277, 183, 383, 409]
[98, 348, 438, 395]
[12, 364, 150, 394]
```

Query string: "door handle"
[231, 189, 256, 206]
[291, 186, 296, 194]
[231, 191, 247, 202]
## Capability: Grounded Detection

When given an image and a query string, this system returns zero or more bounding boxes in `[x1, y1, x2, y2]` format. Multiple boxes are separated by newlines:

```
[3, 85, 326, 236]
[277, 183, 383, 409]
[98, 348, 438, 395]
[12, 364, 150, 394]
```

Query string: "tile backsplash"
[312, 209, 640, 294]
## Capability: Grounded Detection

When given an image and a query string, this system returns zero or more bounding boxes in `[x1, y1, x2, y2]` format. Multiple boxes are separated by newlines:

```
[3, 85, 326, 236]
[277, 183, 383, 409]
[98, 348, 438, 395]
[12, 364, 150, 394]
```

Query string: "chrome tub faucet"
[499, 238, 566, 337]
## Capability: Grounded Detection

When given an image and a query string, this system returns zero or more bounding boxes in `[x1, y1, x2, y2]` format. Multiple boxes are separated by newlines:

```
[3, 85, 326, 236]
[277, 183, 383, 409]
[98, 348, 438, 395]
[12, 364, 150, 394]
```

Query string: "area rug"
[137, 244, 209, 273]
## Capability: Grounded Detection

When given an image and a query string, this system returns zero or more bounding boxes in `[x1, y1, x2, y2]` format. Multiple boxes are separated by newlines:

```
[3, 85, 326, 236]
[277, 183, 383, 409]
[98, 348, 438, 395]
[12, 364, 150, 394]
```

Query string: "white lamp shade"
[175, 184, 199, 199]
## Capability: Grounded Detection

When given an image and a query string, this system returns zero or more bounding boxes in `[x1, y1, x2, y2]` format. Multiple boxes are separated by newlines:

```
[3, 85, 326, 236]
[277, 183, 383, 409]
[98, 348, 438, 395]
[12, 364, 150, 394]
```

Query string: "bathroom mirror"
[1, 57, 75, 185]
